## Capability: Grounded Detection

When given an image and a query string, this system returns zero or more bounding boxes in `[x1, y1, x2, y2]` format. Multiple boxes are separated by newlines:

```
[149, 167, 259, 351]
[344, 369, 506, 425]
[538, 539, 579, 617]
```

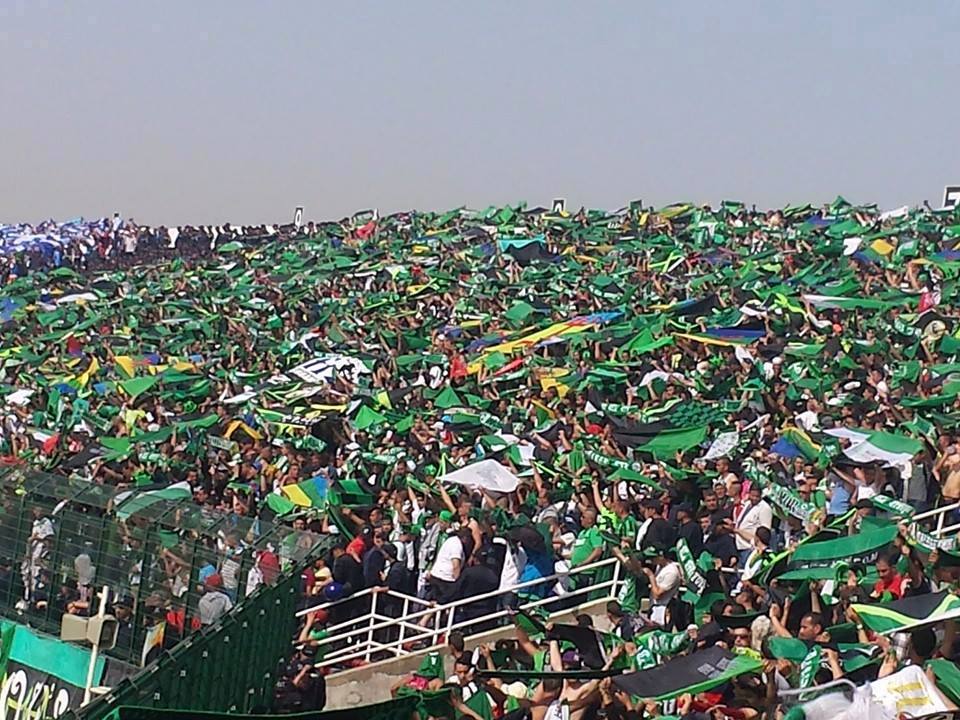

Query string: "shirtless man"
[537, 639, 623, 720]
[937, 447, 960, 504]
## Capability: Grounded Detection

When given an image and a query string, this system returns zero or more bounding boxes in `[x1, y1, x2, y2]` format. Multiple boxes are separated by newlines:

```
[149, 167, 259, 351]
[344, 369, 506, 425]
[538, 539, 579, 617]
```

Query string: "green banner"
[0, 621, 105, 720]
[762, 481, 817, 522]
[1, 621, 104, 688]
[676, 538, 706, 595]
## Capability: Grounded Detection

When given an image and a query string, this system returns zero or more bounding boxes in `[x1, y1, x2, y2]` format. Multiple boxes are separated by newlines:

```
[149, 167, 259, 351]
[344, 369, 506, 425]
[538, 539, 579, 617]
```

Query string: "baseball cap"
[503, 682, 528, 699]
[323, 582, 344, 602]
[204, 573, 223, 589]
[560, 649, 582, 670]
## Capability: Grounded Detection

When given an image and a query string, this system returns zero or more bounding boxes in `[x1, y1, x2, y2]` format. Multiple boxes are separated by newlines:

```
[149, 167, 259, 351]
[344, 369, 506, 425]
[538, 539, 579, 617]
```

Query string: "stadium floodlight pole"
[82, 585, 110, 706]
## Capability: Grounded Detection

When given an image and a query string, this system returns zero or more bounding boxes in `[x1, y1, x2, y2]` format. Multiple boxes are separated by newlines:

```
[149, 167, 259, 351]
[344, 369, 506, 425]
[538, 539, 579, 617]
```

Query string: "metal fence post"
[611, 554, 622, 598]
[444, 598, 455, 644]
[364, 591, 378, 662]
[397, 596, 408, 656]
[432, 599, 442, 647]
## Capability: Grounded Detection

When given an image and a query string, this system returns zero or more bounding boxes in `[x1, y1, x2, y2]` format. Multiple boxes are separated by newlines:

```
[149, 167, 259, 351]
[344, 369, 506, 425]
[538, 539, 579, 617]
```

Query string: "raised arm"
[435, 478, 458, 513]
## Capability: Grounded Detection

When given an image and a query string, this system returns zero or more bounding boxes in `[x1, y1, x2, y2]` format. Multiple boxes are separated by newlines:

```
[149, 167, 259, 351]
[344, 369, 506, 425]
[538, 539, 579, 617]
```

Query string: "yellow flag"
[76, 357, 100, 388]
[115, 355, 136, 378]
[540, 376, 570, 398]
[225, 420, 262, 441]
[870, 238, 895, 256]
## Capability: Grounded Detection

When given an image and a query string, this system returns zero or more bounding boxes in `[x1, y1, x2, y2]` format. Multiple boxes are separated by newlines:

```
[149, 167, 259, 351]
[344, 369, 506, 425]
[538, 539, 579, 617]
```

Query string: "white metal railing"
[297, 503, 960, 673]
[300, 555, 623, 671]
[912, 501, 960, 537]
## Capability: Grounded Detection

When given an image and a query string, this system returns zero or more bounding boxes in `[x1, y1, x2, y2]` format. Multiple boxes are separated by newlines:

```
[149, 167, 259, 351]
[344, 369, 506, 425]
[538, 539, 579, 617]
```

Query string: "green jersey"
[570, 526, 604, 567]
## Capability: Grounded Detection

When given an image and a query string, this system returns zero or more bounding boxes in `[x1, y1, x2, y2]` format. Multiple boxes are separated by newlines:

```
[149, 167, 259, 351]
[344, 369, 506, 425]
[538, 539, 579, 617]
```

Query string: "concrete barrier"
[323, 598, 613, 710]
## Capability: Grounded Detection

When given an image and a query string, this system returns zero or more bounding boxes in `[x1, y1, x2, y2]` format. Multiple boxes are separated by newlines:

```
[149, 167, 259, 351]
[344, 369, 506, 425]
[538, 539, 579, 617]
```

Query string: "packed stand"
[3, 199, 960, 715]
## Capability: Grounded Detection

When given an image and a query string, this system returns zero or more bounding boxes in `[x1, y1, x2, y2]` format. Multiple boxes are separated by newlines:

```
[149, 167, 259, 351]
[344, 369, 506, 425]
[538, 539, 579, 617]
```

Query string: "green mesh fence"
[0, 466, 324, 666]
[68, 568, 308, 720]
[97, 694, 435, 720]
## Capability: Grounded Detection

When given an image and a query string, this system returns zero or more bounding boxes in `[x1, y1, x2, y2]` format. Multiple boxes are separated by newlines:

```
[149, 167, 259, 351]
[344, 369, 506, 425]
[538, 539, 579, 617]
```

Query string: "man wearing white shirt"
[732, 485, 773, 564]
[641, 546, 682, 627]
[493, 535, 526, 610]
[428, 530, 466, 603]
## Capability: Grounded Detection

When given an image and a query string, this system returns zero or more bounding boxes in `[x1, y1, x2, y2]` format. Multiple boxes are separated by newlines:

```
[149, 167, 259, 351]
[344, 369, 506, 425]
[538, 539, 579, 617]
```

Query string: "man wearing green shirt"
[570, 508, 604, 568]
[570, 508, 605, 599]
[593, 478, 639, 545]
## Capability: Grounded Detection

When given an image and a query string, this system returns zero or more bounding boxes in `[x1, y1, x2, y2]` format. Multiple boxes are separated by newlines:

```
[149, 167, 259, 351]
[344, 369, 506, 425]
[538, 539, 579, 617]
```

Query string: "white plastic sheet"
[441, 459, 520, 494]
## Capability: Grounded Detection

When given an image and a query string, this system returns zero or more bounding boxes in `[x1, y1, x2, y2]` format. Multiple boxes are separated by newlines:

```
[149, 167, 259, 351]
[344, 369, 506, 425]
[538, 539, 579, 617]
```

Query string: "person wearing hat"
[110, 594, 135, 652]
[311, 565, 333, 596]
[198, 572, 233, 626]
[280, 643, 325, 712]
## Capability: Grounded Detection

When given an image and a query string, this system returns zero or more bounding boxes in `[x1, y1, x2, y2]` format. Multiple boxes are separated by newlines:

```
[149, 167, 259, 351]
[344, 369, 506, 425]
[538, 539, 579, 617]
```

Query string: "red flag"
[355, 220, 377, 239]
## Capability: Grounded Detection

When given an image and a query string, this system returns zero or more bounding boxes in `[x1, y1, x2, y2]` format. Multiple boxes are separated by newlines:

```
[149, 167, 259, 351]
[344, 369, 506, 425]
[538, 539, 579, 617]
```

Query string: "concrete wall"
[323, 598, 613, 710]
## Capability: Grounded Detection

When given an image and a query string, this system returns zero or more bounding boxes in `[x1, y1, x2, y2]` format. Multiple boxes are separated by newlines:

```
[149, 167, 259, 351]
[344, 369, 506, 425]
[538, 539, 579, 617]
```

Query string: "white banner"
[870, 665, 955, 716]
[441, 459, 520, 494]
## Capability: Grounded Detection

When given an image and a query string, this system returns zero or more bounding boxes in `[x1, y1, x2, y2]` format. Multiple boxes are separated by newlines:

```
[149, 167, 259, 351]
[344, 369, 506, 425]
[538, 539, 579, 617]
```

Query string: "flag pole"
[82, 585, 110, 706]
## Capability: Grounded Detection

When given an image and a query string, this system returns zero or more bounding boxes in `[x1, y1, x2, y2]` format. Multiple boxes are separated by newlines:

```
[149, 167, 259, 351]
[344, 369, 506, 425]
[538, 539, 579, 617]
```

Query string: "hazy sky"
[2, 1, 959, 225]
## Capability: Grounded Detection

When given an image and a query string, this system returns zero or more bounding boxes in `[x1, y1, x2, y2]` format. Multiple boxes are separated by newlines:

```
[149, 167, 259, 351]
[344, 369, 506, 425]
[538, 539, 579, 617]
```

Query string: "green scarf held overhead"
[869, 494, 915, 519]
[761, 481, 819, 523]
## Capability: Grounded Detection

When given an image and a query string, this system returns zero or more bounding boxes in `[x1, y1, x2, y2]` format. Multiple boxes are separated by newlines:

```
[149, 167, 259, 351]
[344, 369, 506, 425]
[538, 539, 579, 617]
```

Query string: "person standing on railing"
[19, 506, 53, 611]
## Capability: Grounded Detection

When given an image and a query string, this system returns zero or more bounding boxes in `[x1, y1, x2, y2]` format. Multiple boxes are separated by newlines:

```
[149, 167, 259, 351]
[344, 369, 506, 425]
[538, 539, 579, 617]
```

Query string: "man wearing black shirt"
[638, 499, 675, 550]
[112, 596, 136, 653]
[362, 532, 387, 588]
[331, 542, 364, 595]
[702, 490, 731, 526]
[676, 503, 703, 557]
[704, 518, 738, 568]
[455, 548, 500, 633]
[277, 645, 326, 712]
[330, 540, 365, 639]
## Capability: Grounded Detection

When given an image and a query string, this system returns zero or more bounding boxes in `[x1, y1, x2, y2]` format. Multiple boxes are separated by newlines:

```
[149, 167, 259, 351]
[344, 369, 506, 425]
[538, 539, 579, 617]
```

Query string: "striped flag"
[279, 475, 328, 509]
[853, 591, 960, 635]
